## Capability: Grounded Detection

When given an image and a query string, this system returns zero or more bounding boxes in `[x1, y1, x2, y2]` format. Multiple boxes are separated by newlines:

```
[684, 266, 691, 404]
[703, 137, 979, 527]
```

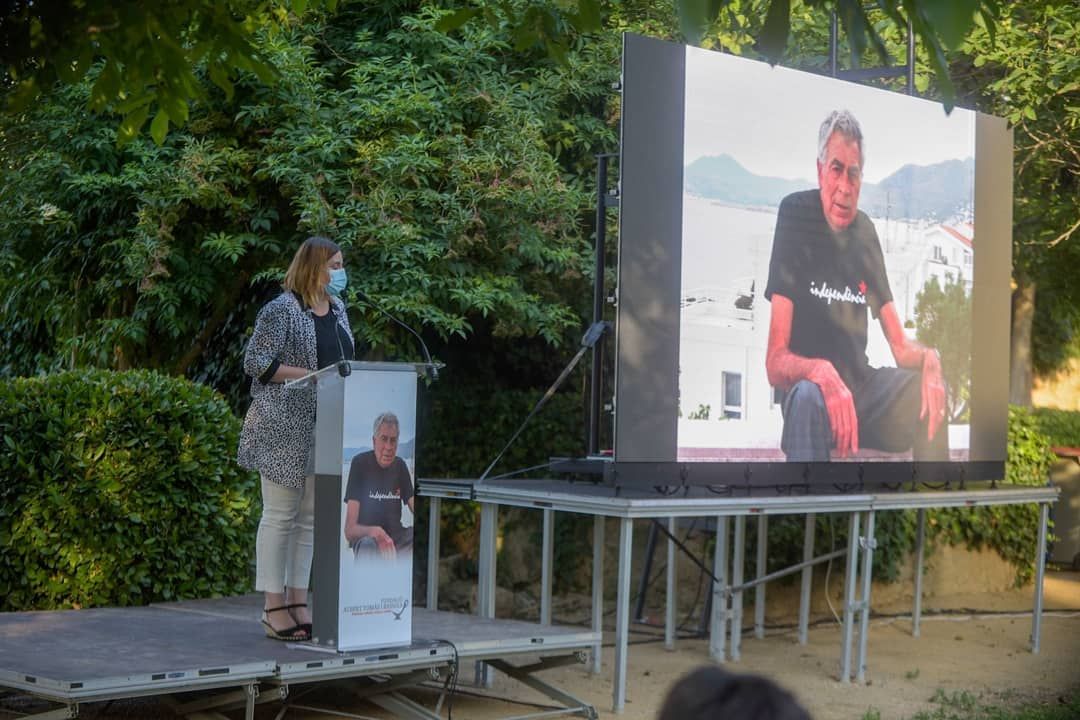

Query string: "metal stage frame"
[419, 478, 1059, 714]
[0, 594, 599, 720]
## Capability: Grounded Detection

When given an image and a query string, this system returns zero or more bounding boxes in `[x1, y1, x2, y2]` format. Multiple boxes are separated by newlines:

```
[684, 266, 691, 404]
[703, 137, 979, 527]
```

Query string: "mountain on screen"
[685, 154, 974, 221]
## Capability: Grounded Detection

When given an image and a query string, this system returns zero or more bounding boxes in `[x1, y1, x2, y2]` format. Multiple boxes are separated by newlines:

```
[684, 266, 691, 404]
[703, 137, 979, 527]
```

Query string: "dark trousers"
[780, 367, 949, 462]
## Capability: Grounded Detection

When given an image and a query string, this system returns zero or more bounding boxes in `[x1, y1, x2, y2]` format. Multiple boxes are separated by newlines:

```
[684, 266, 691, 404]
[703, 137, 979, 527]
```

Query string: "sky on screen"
[683, 46, 976, 184]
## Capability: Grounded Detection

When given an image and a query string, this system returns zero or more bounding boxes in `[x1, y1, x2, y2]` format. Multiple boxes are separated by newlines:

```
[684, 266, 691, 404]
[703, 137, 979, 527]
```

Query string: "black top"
[344, 451, 415, 547]
[255, 293, 357, 384]
[313, 307, 354, 370]
[764, 189, 893, 389]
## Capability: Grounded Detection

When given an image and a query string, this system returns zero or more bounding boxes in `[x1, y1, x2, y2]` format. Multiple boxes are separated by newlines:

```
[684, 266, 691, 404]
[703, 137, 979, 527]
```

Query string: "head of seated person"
[657, 665, 811, 720]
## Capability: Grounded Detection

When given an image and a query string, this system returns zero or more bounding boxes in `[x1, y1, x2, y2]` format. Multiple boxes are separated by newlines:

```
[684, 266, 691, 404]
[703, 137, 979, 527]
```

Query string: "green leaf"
[150, 110, 169, 146]
[677, 0, 714, 44]
[117, 104, 151, 146]
[756, 0, 791, 64]
[919, 0, 982, 50]
[570, 0, 602, 33]
[434, 8, 480, 33]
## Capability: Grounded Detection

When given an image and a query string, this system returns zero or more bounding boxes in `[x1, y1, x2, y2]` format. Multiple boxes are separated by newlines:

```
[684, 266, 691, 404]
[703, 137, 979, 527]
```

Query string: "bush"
[0, 370, 259, 611]
[1030, 407, 1080, 449]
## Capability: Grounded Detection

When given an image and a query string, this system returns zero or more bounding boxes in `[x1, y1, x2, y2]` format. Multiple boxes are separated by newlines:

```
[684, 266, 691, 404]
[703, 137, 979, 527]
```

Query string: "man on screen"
[344, 411, 415, 560]
[764, 109, 948, 462]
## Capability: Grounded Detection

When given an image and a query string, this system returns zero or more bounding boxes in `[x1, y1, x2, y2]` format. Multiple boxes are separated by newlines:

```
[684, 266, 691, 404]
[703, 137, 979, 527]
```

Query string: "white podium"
[289, 361, 436, 651]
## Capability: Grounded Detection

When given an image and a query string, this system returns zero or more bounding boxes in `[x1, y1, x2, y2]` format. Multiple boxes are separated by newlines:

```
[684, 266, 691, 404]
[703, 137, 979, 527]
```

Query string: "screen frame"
[612, 33, 1012, 486]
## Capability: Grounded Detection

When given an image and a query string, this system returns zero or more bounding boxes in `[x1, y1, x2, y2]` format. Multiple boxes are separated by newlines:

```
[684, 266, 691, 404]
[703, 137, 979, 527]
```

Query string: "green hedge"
[1030, 406, 1080, 448]
[0, 370, 259, 611]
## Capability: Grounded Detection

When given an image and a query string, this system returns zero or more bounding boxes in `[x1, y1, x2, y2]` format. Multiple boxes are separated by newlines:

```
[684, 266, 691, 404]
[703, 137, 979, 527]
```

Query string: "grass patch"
[906, 689, 1080, 720]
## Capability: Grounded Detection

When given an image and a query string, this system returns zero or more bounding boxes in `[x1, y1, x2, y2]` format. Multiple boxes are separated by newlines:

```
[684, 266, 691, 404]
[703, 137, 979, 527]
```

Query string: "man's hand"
[370, 526, 397, 561]
[808, 360, 859, 458]
[920, 349, 947, 442]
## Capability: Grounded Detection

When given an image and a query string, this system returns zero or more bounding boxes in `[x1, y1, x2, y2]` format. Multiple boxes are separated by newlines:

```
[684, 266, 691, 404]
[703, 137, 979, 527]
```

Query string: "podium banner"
[336, 369, 416, 651]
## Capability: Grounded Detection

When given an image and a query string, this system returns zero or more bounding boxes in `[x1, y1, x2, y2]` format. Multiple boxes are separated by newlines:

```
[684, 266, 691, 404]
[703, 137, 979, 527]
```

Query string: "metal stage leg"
[168, 682, 261, 720]
[427, 496, 442, 611]
[798, 513, 816, 645]
[486, 657, 599, 720]
[369, 692, 442, 720]
[477, 502, 499, 688]
[840, 511, 861, 683]
[541, 508, 555, 626]
[913, 508, 925, 637]
[1032, 502, 1049, 654]
[665, 516, 677, 650]
[856, 510, 876, 684]
[730, 516, 746, 661]
[709, 516, 729, 661]
[633, 522, 659, 623]
[591, 515, 605, 675]
[613, 517, 634, 713]
[755, 515, 768, 640]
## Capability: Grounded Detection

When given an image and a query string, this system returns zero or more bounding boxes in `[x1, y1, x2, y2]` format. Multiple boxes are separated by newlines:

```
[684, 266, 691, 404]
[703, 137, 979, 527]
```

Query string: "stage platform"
[419, 477, 1059, 713]
[0, 594, 599, 719]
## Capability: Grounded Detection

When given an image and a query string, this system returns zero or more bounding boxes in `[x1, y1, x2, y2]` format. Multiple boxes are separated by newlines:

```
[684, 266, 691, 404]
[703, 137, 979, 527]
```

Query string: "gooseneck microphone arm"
[354, 289, 438, 380]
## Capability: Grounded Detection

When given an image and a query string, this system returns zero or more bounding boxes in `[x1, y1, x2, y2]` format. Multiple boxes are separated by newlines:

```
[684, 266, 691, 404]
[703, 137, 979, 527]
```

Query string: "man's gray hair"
[372, 411, 399, 436]
[817, 109, 864, 168]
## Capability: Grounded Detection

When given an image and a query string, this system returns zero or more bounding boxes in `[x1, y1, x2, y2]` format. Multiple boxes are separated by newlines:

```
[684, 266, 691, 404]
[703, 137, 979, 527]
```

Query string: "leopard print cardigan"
[237, 291, 355, 488]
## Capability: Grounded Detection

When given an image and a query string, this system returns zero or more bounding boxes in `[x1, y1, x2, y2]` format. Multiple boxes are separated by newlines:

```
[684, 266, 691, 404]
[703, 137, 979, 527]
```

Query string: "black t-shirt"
[313, 307, 354, 370]
[764, 190, 892, 389]
[343, 451, 414, 547]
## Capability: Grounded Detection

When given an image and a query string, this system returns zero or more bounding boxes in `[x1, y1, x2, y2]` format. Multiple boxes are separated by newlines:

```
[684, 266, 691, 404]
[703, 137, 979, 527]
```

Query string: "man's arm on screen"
[879, 302, 946, 441]
[766, 294, 858, 457]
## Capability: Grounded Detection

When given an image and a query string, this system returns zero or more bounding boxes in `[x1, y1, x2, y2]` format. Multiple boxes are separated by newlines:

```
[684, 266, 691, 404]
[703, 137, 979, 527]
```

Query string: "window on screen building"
[722, 372, 742, 419]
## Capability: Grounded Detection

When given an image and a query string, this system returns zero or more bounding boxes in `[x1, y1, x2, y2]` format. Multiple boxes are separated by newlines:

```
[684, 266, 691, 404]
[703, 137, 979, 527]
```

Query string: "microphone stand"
[477, 321, 611, 484]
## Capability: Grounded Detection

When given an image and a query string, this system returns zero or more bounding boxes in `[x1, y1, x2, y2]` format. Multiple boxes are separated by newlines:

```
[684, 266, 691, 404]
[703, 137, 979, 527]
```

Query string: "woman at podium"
[237, 236, 356, 641]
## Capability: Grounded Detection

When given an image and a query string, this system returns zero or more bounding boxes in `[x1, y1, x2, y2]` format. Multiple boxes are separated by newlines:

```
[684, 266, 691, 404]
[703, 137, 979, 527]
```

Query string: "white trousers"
[255, 476, 314, 592]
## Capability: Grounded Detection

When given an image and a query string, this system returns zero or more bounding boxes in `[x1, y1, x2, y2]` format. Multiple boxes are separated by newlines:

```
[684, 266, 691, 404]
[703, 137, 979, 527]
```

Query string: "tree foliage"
[0, 0, 342, 143]
[0, 3, 617, 395]
[915, 275, 972, 421]
[957, 1, 1080, 377]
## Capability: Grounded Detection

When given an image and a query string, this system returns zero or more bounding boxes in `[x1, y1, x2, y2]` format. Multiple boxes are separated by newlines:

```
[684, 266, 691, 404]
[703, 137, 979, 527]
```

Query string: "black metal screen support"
[589, 153, 619, 456]
[828, 10, 916, 96]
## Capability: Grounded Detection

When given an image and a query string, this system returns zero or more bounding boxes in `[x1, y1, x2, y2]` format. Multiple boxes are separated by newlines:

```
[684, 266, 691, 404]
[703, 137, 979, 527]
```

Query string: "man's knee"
[780, 381, 831, 462]
[784, 380, 826, 418]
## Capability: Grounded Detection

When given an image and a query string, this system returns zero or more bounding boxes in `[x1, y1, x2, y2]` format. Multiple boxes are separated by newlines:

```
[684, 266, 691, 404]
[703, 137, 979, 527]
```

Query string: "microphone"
[333, 312, 351, 378]
[354, 289, 439, 381]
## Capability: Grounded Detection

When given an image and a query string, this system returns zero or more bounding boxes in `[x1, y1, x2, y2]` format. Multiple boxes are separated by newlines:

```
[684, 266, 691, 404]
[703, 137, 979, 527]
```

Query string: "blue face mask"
[326, 267, 347, 297]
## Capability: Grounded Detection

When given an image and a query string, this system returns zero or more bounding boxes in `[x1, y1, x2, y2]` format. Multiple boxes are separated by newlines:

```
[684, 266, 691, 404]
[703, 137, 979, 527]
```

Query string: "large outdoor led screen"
[614, 34, 1012, 480]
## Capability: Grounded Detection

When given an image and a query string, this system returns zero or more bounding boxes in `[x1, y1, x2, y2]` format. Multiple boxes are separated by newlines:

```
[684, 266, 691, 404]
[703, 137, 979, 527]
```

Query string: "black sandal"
[262, 605, 309, 641]
[284, 603, 312, 636]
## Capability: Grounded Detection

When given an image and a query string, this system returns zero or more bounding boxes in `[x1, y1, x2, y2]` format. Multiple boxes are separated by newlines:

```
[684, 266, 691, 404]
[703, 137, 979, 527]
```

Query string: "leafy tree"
[0, 4, 611, 396]
[445, 0, 1000, 106]
[955, 1, 1080, 402]
[914, 275, 972, 421]
[0, 0, 339, 143]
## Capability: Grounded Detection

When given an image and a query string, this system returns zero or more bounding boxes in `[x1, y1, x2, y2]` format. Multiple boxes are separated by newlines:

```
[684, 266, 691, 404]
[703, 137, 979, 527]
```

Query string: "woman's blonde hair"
[283, 236, 341, 308]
